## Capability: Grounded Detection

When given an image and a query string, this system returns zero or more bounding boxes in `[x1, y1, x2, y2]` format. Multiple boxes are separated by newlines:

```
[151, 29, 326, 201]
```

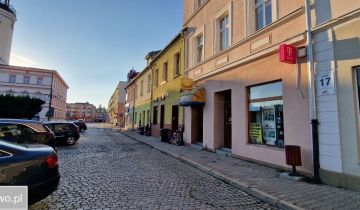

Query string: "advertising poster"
[249, 123, 263, 144]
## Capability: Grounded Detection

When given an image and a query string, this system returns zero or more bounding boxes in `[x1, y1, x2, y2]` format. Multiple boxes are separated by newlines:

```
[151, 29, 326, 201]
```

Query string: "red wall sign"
[279, 44, 297, 64]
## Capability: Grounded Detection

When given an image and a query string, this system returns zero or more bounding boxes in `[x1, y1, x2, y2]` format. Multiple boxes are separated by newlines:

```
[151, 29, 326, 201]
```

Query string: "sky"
[9, 0, 183, 108]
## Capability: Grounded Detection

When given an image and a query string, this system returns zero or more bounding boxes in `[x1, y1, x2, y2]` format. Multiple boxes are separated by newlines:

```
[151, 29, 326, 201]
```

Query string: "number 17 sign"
[316, 70, 335, 96]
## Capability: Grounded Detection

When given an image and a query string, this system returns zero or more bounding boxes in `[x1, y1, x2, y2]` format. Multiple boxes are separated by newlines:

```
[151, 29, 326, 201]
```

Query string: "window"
[154, 69, 159, 87]
[147, 74, 151, 93]
[134, 112, 137, 124]
[153, 106, 158, 125]
[140, 80, 144, 96]
[219, 15, 230, 51]
[196, 34, 204, 63]
[214, 3, 232, 53]
[174, 53, 181, 76]
[255, 0, 272, 31]
[248, 81, 284, 148]
[163, 62, 168, 82]
[23, 76, 30, 84]
[9, 74, 16, 83]
[37, 77, 43, 85]
[196, 0, 205, 9]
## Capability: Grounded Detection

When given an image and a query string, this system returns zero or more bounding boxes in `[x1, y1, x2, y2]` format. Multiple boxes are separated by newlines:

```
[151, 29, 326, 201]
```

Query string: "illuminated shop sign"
[279, 44, 297, 64]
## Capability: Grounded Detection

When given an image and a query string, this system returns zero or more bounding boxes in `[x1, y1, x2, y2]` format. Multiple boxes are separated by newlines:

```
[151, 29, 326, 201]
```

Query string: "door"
[224, 91, 232, 148]
[172, 105, 179, 131]
[160, 105, 165, 129]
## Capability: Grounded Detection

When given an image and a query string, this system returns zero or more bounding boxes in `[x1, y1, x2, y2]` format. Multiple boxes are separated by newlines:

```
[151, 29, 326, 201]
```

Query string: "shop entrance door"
[160, 105, 165, 129]
[223, 90, 232, 148]
[171, 105, 179, 131]
[191, 106, 203, 143]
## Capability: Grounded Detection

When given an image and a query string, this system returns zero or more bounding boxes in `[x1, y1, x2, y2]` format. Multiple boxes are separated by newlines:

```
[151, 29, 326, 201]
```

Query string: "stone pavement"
[30, 124, 277, 210]
[121, 129, 360, 210]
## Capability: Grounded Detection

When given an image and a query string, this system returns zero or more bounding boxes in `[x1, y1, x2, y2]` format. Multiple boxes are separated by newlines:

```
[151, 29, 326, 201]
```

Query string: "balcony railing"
[0, 0, 16, 16]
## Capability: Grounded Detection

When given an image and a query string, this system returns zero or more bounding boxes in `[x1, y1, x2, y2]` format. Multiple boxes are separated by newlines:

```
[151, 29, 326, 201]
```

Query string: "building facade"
[151, 34, 185, 137]
[182, 0, 313, 175]
[66, 102, 96, 122]
[0, 0, 16, 65]
[311, 0, 360, 190]
[0, 65, 68, 121]
[108, 81, 126, 127]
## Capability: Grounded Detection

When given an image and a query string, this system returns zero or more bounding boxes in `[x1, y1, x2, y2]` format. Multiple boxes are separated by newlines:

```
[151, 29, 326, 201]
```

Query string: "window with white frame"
[37, 77, 43, 85]
[247, 0, 276, 34]
[255, 0, 272, 31]
[9, 74, 16, 83]
[24, 76, 30, 84]
[219, 15, 230, 50]
[213, 2, 232, 53]
[196, 34, 204, 63]
[195, 0, 205, 10]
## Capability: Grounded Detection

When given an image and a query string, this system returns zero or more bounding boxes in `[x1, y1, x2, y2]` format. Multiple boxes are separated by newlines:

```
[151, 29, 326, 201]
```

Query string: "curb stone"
[120, 131, 305, 210]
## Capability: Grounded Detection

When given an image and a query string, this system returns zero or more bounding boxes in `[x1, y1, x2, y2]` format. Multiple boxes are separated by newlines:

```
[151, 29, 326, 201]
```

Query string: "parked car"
[73, 120, 87, 132]
[0, 119, 56, 149]
[43, 122, 80, 145]
[0, 140, 60, 205]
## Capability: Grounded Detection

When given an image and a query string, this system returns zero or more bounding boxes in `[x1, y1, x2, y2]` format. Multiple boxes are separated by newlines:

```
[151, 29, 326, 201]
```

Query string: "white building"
[0, 0, 16, 65]
[0, 64, 69, 121]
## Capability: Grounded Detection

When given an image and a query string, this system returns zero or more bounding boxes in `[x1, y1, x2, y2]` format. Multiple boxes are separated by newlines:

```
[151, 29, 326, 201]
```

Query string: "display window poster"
[249, 123, 263, 144]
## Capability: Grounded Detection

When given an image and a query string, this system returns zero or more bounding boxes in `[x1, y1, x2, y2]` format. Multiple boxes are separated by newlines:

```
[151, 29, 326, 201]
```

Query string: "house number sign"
[316, 70, 335, 96]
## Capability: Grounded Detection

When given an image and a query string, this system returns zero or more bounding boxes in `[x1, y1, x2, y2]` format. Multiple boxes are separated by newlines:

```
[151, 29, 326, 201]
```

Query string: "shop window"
[248, 81, 284, 148]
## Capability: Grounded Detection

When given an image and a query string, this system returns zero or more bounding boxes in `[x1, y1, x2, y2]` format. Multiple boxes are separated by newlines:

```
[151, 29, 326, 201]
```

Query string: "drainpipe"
[305, 0, 320, 182]
[132, 84, 136, 132]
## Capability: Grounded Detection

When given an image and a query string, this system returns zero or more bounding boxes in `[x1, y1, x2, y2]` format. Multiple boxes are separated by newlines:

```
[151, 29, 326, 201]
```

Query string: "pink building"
[181, 0, 313, 175]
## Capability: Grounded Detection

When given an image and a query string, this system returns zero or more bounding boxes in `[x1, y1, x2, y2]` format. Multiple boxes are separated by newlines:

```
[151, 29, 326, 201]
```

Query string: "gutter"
[305, 0, 320, 182]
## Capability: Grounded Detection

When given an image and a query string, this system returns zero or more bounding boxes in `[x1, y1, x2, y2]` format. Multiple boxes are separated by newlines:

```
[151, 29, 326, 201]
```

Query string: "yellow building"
[150, 33, 185, 137]
[127, 51, 160, 131]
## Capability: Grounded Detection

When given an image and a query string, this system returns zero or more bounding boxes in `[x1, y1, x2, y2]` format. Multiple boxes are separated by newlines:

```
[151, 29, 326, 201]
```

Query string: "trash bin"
[160, 128, 171, 142]
[139, 126, 144, 135]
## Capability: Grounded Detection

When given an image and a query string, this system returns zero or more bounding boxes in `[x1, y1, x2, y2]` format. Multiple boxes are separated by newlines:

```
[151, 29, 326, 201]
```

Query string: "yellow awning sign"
[181, 78, 194, 90]
[179, 87, 205, 106]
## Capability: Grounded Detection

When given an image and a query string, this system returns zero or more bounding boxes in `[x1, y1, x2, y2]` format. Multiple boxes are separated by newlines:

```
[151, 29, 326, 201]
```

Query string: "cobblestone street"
[30, 123, 277, 210]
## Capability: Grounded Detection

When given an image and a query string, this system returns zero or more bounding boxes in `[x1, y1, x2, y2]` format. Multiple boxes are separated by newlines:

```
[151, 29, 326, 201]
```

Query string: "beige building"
[182, 0, 313, 175]
[0, 0, 16, 65]
[311, 0, 360, 190]
[66, 102, 96, 122]
[124, 69, 139, 130]
[0, 64, 69, 121]
[108, 81, 126, 127]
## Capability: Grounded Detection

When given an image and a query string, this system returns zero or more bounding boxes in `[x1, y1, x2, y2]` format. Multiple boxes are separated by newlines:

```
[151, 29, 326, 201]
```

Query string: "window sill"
[161, 81, 167, 85]
[173, 74, 181, 79]
[247, 143, 285, 151]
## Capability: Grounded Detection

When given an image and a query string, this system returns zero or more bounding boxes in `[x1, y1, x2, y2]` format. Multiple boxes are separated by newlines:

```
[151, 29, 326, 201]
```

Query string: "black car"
[73, 120, 87, 132]
[0, 140, 60, 205]
[43, 122, 80, 145]
[0, 119, 56, 149]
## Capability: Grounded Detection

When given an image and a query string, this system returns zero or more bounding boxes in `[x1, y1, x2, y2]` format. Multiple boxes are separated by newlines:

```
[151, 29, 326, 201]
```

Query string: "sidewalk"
[120, 130, 360, 210]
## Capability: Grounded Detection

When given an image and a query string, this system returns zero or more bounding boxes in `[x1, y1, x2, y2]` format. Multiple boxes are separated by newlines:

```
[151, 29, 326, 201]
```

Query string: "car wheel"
[66, 136, 76, 145]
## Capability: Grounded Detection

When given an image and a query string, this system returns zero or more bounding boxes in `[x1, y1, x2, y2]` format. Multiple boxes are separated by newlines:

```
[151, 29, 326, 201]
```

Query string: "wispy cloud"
[9, 53, 45, 68]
